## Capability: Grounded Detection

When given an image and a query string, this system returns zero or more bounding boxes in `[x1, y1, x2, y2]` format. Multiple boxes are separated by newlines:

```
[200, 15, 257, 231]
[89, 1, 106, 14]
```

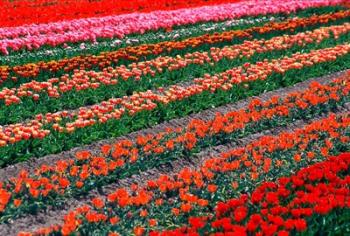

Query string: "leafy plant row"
[0, 71, 349, 222]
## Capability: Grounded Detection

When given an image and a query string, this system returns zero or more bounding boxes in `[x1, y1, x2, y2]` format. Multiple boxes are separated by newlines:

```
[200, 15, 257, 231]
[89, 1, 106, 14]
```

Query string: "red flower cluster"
[155, 152, 350, 235]
[0, 0, 242, 27]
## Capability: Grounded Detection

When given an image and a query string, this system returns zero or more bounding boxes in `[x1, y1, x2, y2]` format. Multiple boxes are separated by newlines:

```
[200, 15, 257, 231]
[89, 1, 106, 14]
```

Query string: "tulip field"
[1, 0, 350, 235]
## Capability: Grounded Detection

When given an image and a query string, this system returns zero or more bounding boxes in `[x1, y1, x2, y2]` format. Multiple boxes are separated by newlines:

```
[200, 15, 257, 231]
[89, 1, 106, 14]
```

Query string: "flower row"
[3, 22, 348, 106]
[0, 0, 241, 28]
[0, 14, 283, 67]
[0, 43, 349, 163]
[0, 71, 349, 222]
[0, 0, 344, 55]
[2, 8, 349, 82]
[24, 113, 350, 235]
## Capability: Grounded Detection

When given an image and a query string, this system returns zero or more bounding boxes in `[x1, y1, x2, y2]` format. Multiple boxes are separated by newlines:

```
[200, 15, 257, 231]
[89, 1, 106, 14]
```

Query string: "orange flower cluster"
[1, 71, 349, 221]
[0, 43, 348, 147]
[26, 112, 350, 235]
[1, 9, 349, 83]
[1, 22, 349, 105]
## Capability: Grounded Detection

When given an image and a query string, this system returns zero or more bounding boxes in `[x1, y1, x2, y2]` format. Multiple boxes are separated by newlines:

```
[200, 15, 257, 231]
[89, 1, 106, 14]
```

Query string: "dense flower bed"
[23, 114, 350, 235]
[0, 42, 350, 164]
[1, 9, 349, 83]
[0, 71, 348, 221]
[1, 22, 348, 113]
[154, 152, 350, 235]
[0, 0, 344, 55]
[0, 0, 243, 27]
[0, 1, 349, 235]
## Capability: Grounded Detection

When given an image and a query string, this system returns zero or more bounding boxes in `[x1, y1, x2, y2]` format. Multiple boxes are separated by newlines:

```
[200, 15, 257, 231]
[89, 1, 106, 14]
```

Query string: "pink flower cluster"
[0, 0, 343, 55]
